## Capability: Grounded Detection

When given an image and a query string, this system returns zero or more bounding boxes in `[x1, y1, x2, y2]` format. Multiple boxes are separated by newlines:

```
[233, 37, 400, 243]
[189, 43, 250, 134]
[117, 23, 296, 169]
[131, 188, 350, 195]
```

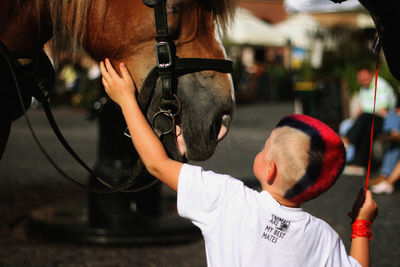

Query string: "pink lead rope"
[365, 36, 382, 189]
[349, 36, 381, 222]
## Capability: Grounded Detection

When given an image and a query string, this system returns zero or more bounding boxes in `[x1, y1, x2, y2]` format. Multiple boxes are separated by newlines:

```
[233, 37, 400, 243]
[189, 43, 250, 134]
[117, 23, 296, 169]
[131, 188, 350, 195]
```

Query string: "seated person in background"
[339, 92, 360, 163]
[343, 65, 396, 176]
[370, 102, 400, 188]
[372, 159, 400, 194]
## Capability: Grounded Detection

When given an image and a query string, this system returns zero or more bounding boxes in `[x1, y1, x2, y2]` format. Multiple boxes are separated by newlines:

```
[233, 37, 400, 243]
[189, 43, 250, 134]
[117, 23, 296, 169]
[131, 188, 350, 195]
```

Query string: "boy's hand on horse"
[100, 58, 137, 109]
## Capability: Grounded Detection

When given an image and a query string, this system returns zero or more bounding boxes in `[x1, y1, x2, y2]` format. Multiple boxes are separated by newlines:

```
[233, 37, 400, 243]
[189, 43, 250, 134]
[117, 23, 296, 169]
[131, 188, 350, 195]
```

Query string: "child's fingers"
[119, 62, 131, 81]
[359, 190, 378, 221]
[365, 190, 377, 210]
[119, 62, 137, 92]
[99, 61, 105, 74]
[364, 190, 374, 204]
[99, 61, 111, 81]
[102, 77, 109, 90]
[105, 58, 119, 77]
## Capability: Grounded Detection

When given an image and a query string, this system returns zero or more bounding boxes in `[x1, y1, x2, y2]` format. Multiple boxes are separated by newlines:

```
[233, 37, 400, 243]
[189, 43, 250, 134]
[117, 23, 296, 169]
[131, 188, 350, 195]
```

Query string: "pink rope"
[365, 53, 380, 188]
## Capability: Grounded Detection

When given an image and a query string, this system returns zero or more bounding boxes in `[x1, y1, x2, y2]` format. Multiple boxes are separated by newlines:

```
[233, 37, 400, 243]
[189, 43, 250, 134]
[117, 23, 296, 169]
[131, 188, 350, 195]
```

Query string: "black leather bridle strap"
[143, 0, 169, 42]
[175, 58, 233, 75]
[153, 1, 169, 41]
[144, 0, 176, 100]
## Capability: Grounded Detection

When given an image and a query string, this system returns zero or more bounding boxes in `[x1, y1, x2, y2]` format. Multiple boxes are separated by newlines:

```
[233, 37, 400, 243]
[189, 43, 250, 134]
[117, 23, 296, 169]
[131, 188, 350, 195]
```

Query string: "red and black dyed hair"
[276, 114, 346, 204]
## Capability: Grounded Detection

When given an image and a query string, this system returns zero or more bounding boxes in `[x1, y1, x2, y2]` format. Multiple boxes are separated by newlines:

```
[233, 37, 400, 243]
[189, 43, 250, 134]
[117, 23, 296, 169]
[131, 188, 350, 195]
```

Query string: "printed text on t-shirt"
[261, 214, 291, 243]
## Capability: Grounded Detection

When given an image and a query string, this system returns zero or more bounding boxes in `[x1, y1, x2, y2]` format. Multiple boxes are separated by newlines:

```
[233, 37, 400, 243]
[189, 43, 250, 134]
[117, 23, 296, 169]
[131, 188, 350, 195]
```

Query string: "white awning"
[274, 13, 324, 49]
[224, 8, 287, 47]
[284, 0, 364, 13]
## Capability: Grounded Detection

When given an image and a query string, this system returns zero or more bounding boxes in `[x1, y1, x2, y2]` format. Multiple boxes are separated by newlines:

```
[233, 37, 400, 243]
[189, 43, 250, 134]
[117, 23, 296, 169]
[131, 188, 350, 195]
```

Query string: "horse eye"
[167, 1, 186, 40]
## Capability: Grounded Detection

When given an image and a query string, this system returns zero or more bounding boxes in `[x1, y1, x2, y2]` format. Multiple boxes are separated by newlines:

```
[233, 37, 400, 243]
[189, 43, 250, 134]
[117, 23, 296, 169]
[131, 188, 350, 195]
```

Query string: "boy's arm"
[349, 190, 378, 267]
[350, 237, 370, 267]
[100, 59, 183, 191]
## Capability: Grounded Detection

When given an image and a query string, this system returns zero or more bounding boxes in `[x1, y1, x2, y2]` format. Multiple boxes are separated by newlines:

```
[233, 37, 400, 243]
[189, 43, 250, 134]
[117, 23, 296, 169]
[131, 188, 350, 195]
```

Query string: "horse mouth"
[175, 124, 187, 157]
[176, 114, 231, 159]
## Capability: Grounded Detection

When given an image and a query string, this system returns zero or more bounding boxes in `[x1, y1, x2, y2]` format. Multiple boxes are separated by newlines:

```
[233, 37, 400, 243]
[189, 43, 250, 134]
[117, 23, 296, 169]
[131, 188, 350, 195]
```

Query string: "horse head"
[1, 0, 236, 164]
[78, 0, 237, 162]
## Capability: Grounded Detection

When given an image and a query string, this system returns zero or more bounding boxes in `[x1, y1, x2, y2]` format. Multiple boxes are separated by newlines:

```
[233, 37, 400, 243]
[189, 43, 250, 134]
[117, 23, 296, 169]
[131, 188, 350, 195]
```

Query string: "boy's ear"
[266, 161, 277, 185]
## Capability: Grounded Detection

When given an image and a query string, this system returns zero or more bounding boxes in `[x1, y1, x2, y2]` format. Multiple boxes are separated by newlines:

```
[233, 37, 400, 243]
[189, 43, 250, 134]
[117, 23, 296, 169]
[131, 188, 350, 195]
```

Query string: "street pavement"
[0, 103, 399, 266]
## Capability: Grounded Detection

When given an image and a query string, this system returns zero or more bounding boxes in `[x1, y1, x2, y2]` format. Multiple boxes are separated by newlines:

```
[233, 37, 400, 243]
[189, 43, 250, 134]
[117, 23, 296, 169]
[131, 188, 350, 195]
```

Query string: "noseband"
[139, 0, 233, 138]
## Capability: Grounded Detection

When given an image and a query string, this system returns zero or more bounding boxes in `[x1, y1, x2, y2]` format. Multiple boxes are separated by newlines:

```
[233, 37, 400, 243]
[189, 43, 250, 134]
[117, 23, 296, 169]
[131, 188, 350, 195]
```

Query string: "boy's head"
[256, 114, 345, 205]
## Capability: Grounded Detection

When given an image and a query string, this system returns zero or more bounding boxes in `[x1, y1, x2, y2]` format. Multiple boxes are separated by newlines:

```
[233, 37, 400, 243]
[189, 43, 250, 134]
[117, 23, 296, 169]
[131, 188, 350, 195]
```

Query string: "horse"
[0, 0, 238, 243]
[0, 0, 237, 172]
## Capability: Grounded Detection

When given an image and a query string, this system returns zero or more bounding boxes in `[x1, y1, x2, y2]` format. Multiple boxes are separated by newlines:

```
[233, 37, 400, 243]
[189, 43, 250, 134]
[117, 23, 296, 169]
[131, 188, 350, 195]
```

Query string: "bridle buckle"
[155, 41, 172, 68]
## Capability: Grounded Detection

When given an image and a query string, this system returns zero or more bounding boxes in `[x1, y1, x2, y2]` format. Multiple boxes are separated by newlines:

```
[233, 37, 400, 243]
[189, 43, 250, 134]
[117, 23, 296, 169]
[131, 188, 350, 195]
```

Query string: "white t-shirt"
[177, 164, 361, 267]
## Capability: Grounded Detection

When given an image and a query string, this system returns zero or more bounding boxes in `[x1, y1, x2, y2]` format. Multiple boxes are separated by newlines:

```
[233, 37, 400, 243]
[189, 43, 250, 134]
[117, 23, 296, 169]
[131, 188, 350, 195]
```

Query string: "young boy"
[100, 59, 378, 267]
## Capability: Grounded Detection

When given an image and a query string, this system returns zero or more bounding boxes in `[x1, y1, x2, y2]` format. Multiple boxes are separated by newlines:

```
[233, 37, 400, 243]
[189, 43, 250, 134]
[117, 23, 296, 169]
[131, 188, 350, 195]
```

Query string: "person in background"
[371, 99, 400, 194]
[343, 65, 396, 176]
[372, 159, 400, 194]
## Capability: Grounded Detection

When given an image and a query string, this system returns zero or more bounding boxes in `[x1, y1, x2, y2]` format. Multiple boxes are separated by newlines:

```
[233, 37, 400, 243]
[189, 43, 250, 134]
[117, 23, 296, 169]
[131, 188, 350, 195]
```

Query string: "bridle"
[138, 0, 233, 139]
[0, 0, 233, 193]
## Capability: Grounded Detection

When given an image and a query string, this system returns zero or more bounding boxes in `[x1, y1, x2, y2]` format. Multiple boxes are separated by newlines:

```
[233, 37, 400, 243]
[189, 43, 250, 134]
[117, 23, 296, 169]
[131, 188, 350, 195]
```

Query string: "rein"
[0, 40, 155, 194]
[365, 36, 382, 188]
[1, 0, 233, 193]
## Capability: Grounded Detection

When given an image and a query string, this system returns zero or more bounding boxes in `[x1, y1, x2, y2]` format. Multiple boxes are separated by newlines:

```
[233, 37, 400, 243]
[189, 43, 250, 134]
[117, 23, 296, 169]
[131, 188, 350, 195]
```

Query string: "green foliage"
[316, 26, 375, 95]
[297, 25, 399, 96]
[378, 62, 400, 93]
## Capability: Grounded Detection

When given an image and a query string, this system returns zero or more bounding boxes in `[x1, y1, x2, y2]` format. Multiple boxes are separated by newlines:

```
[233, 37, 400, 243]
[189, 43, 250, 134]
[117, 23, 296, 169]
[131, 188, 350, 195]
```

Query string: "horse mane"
[48, 0, 92, 44]
[47, 0, 93, 64]
[202, 0, 237, 32]
[12, 0, 92, 65]
[46, 0, 237, 45]
[15, 0, 236, 63]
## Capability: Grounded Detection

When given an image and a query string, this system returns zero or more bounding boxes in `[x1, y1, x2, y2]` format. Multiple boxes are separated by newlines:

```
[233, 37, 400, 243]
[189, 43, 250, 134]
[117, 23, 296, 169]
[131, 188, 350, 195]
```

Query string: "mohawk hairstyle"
[276, 115, 345, 204]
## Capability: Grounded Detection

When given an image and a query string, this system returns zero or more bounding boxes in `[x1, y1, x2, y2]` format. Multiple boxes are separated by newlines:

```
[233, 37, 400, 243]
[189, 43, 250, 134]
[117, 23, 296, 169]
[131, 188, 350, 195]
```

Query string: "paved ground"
[0, 103, 399, 266]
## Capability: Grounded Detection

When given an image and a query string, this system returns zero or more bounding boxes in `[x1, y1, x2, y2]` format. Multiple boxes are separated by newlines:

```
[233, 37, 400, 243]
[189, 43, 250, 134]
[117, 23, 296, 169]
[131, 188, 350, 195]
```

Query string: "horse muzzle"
[176, 72, 234, 161]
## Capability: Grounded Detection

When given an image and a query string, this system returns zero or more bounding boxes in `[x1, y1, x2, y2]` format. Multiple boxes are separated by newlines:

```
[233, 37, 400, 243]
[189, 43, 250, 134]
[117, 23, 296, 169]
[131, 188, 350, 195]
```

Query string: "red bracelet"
[351, 219, 373, 241]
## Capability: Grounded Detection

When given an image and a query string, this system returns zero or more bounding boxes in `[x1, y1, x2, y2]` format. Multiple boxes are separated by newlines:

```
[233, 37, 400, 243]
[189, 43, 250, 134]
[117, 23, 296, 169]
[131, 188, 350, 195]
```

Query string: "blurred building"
[229, 0, 378, 129]
[239, 0, 373, 28]
[238, 0, 288, 24]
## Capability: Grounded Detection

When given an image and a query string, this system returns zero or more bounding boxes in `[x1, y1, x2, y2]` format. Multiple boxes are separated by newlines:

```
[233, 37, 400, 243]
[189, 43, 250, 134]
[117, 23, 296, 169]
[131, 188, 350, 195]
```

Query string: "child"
[100, 59, 378, 267]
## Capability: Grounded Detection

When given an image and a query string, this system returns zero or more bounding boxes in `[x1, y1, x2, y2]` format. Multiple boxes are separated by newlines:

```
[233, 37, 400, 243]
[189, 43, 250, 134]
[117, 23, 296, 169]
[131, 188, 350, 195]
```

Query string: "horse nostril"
[218, 114, 231, 141]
